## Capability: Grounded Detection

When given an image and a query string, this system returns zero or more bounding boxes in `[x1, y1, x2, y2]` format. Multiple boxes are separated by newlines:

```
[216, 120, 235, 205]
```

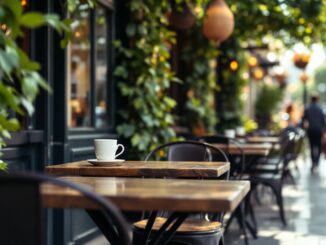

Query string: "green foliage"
[0, 0, 71, 170]
[242, 117, 258, 133]
[215, 1, 326, 130]
[229, 0, 326, 46]
[67, 0, 96, 12]
[255, 84, 283, 128]
[217, 38, 247, 131]
[181, 20, 218, 134]
[313, 64, 326, 105]
[115, 0, 182, 159]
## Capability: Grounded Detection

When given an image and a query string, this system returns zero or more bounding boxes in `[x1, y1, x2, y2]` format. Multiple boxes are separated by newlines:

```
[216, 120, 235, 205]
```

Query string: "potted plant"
[255, 84, 283, 129]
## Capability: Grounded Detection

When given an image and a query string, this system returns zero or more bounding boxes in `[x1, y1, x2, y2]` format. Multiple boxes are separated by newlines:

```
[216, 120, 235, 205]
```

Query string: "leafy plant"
[114, 0, 182, 159]
[216, 38, 247, 131]
[180, 14, 219, 134]
[242, 116, 258, 133]
[313, 64, 326, 105]
[255, 84, 283, 128]
[0, 0, 71, 170]
[214, 1, 326, 130]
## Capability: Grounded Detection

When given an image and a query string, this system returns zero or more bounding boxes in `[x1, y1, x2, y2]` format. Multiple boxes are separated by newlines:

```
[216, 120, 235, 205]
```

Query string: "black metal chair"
[0, 172, 132, 245]
[245, 131, 296, 227]
[197, 135, 245, 180]
[197, 135, 251, 244]
[134, 140, 230, 245]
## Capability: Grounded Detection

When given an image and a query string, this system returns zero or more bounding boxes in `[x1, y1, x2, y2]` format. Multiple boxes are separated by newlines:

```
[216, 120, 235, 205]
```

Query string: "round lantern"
[300, 72, 309, 84]
[202, 0, 234, 43]
[248, 56, 258, 68]
[252, 67, 264, 81]
[273, 66, 287, 87]
[167, 3, 196, 30]
[229, 60, 239, 71]
[293, 53, 310, 70]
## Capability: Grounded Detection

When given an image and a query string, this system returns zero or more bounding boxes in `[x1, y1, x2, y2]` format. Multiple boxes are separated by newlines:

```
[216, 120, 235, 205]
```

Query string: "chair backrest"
[0, 172, 132, 245]
[293, 128, 306, 157]
[271, 131, 296, 172]
[144, 140, 230, 179]
[197, 135, 245, 180]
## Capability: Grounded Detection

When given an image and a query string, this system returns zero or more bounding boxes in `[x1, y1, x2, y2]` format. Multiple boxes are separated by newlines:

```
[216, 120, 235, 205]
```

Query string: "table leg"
[86, 209, 120, 244]
[149, 212, 189, 245]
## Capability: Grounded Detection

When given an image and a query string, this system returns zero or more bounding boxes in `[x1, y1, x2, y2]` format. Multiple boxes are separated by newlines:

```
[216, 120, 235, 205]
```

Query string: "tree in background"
[215, 0, 326, 130]
[314, 64, 326, 106]
[114, 0, 326, 158]
[255, 84, 284, 129]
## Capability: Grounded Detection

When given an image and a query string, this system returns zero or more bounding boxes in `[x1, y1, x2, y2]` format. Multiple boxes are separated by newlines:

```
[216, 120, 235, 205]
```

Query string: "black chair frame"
[139, 140, 230, 245]
[145, 140, 230, 180]
[0, 172, 132, 245]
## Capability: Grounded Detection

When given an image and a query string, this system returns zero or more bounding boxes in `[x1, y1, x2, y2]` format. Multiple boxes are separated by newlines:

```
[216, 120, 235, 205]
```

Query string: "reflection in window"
[68, 4, 91, 127]
[95, 6, 108, 128]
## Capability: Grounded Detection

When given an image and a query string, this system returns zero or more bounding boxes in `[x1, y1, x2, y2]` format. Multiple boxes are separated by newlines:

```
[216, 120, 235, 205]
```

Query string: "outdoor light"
[21, 0, 27, 7]
[300, 72, 309, 84]
[293, 53, 310, 70]
[293, 51, 310, 105]
[300, 72, 309, 106]
[273, 66, 287, 87]
[167, 2, 196, 30]
[252, 67, 264, 81]
[229, 60, 239, 71]
[202, 0, 234, 43]
[248, 56, 258, 68]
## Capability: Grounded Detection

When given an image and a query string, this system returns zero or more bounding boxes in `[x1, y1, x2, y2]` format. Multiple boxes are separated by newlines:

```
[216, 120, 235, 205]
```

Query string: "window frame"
[66, 1, 115, 132]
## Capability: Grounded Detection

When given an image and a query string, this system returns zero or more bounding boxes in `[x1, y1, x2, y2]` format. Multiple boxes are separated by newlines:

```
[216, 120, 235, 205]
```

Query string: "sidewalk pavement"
[225, 154, 326, 245]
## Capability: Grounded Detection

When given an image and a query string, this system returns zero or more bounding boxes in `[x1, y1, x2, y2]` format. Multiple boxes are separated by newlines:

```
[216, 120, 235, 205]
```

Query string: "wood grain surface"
[42, 176, 250, 212]
[246, 136, 279, 144]
[213, 143, 273, 156]
[134, 217, 222, 232]
[45, 161, 230, 178]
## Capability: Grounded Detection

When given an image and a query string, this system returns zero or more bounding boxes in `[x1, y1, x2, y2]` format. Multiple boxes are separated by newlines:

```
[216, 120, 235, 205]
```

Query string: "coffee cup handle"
[115, 144, 125, 159]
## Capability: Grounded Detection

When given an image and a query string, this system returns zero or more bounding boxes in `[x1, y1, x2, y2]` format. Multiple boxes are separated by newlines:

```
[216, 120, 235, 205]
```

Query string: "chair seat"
[242, 172, 282, 181]
[134, 217, 222, 233]
[249, 163, 282, 173]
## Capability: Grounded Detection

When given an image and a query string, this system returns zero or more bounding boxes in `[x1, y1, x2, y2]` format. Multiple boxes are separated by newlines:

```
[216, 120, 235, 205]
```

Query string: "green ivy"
[216, 38, 247, 131]
[0, 0, 72, 170]
[181, 20, 218, 134]
[114, 0, 183, 159]
[255, 83, 284, 128]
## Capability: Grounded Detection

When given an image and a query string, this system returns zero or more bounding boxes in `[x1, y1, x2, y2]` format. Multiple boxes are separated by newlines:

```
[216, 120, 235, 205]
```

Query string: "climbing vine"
[0, 0, 71, 170]
[114, 0, 180, 159]
[216, 38, 247, 131]
[180, 20, 218, 134]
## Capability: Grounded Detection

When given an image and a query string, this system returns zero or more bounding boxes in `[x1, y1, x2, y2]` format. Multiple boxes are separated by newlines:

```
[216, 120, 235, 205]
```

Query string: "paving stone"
[225, 155, 326, 244]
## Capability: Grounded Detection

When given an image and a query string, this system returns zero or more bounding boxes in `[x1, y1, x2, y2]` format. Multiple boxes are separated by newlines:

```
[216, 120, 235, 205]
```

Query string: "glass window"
[67, 4, 111, 129]
[68, 4, 91, 128]
[95, 6, 108, 128]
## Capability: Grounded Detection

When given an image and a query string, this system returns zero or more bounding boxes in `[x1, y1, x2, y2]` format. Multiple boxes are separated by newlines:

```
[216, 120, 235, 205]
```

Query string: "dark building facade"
[3, 0, 123, 243]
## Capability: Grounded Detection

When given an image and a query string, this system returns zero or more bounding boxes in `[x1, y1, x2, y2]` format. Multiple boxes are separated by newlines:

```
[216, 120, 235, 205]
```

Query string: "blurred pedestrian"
[303, 94, 326, 173]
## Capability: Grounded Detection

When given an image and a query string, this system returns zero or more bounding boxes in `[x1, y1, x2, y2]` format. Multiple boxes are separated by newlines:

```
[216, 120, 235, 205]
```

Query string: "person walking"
[303, 94, 326, 173]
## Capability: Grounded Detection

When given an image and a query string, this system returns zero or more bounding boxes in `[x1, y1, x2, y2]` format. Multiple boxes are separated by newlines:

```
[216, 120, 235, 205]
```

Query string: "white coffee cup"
[224, 129, 235, 138]
[236, 126, 245, 136]
[94, 139, 125, 160]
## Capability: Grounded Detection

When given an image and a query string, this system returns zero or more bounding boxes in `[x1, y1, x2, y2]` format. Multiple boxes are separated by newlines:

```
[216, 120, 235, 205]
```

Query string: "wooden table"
[213, 143, 273, 156]
[42, 176, 250, 213]
[43, 176, 250, 244]
[246, 136, 279, 144]
[45, 160, 230, 178]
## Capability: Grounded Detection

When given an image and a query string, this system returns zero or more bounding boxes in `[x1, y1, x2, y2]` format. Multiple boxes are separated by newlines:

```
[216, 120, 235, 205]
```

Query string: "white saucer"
[87, 159, 125, 166]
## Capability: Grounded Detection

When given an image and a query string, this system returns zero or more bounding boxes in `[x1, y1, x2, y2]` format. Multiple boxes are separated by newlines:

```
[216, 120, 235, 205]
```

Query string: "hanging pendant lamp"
[202, 0, 234, 43]
[167, 2, 196, 30]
